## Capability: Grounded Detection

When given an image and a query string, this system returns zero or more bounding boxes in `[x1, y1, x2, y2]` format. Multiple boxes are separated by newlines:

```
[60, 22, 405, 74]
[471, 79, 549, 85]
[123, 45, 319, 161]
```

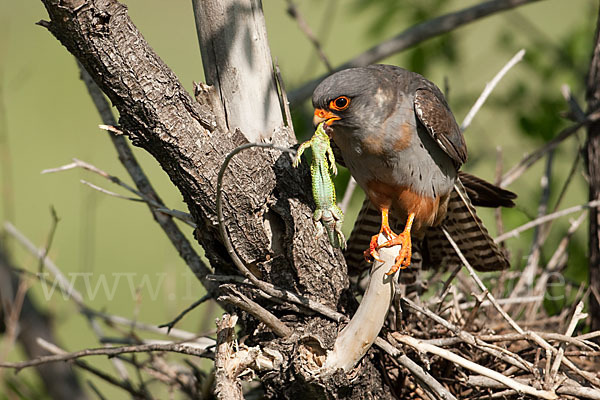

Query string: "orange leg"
[363, 207, 397, 263]
[378, 213, 415, 275]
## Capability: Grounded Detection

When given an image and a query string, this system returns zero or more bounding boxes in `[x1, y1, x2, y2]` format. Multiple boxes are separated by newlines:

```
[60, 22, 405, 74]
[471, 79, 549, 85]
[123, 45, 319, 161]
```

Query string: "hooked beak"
[313, 108, 340, 127]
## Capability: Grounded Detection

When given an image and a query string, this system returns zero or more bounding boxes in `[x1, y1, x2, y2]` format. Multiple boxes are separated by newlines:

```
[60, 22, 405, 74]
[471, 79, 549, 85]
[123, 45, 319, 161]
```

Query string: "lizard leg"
[292, 140, 312, 167]
[377, 213, 415, 275]
[326, 145, 338, 176]
[364, 207, 397, 263]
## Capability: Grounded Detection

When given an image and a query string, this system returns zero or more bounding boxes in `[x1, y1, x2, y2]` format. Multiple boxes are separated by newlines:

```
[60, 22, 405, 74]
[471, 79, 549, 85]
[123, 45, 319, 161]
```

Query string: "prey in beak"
[313, 108, 340, 127]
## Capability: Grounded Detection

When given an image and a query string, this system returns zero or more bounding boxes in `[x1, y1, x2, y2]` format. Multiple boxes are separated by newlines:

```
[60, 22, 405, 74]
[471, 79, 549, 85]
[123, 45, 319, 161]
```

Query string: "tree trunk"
[586, 2, 600, 333]
[38, 0, 390, 397]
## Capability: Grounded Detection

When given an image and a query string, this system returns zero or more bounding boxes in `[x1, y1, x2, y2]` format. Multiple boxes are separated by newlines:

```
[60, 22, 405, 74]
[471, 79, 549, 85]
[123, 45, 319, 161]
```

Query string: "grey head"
[312, 66, 401, 130]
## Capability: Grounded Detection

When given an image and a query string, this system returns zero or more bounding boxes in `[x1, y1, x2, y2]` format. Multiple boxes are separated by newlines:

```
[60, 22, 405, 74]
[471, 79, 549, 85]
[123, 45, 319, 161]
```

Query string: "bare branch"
[0, 340, 211, 372]
[374, 338, 458, 400]
[289, 0, 542, 106]
[495, 200, 600, 243]
[501, 111, 600, 186]
[466, 376, 600, 399]
[322, 235, 397, 373]
[461, 49, 526, 131]
[393, 333, 558, 399]
[219, 288, 292, 338]
[77, 64, 213, 288]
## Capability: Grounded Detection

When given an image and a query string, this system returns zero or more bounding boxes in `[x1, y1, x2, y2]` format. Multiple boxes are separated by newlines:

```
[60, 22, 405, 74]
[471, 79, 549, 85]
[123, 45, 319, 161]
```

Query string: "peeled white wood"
[322, 235, 397, 372]
[192, 0, 284, 141]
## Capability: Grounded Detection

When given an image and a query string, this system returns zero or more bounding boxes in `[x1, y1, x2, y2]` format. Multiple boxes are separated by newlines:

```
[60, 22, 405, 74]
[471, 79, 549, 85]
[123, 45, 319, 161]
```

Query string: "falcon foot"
[364, 224, 396, 263]
[379, 229, 412, 275]
[370, 212, 415, 275]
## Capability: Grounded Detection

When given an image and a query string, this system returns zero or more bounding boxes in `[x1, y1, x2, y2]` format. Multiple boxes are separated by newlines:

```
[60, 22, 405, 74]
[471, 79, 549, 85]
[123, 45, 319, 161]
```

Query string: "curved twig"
[216, 142, 347, 323]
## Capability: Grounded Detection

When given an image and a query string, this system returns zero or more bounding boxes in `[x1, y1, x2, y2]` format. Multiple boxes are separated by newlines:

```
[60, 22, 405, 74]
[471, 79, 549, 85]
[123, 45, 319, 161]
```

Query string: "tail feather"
[436, 179, 510, 271]
[458, 171, 516, 208]
[344, 176, 511, 281]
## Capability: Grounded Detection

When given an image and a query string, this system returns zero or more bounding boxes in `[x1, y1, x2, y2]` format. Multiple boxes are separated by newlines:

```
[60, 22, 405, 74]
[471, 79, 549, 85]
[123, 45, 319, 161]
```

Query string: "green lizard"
[293, 122, 346, 249]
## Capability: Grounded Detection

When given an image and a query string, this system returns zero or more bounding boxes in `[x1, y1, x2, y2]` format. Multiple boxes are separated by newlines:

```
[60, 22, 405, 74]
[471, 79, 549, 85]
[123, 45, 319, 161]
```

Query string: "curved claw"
[364, 233, 383, 263]
[382, 231, 412, 276]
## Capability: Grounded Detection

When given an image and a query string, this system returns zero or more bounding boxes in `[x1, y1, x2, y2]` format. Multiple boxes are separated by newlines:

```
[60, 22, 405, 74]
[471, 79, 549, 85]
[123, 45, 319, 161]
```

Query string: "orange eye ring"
[329, 96, 350, 111]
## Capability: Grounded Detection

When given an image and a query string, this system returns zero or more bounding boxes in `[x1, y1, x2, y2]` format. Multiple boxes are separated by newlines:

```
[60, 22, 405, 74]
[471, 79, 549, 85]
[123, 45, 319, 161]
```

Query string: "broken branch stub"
[321, 236, 398, 373]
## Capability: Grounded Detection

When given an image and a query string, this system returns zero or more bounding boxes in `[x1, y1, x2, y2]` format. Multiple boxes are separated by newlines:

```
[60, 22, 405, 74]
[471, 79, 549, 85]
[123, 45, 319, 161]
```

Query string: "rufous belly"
[366, 180, 450, 235]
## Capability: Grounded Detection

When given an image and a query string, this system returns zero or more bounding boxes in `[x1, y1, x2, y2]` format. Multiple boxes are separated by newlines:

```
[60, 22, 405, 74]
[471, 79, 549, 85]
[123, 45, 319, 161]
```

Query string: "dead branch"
[219, 288, 293, 338]
[461, 49, 525, 130]
[214, 314, 243, 400]
[0, 340, 212, 372]
[289, 0, 542, 106]
[501, 111, 600, 186]
[495, 200, 600, 243]
[393, 333, 558, 399]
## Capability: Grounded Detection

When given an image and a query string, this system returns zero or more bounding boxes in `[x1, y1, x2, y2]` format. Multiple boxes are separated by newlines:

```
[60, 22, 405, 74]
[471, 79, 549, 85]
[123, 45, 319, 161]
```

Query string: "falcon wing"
[414, 88, 467, 167]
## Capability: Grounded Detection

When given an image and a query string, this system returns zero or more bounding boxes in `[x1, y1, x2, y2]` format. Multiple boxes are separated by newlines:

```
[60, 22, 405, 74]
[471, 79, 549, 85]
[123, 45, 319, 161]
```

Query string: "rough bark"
[587, 2, 600, 333]
[37, 0, 389, 397]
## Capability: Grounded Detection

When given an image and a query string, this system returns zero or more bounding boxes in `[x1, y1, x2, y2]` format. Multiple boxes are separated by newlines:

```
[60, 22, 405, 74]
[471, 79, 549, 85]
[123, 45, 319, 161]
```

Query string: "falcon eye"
[330, 96, 350, 111]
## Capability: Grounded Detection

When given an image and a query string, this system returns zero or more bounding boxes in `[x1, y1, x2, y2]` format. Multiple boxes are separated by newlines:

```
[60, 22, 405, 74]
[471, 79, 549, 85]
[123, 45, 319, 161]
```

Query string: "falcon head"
[312, 66, 398, 131]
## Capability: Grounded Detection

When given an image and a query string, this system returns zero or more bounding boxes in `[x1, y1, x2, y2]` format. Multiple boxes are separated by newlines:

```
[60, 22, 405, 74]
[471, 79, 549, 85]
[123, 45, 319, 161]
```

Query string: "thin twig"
[340, 176, 357, 214]
[501, 111, 600, 186]
[549, 301, 587, 385]
[461, 49, 525, 131]
[219, 288, 292, 338]
[494, 146, 506, 238]
[37, 206, 60, 273]
[393, 333, 558, 399]
[466, 376, 600, 400]
[76, 359, 150, 400]
[525, 212, 587, 319]
[374, 337, 458, 400]
[285, 0, 333, 71]
[80, 179, 142, 202]
[425, 331, 600, 351]
[289, 0, 542, 106]
[507, 151, 554, 305]
[158, 294, 213, 333]
[216, 142, 347, 323]
[495, 200, 599, 243]
[43, 159, 196, 228]
[0, 340, 211, 372]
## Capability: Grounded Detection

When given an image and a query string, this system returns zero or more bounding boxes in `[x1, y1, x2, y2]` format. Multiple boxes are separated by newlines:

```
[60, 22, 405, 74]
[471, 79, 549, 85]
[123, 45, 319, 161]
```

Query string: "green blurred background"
[0, 0, 596, 398]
